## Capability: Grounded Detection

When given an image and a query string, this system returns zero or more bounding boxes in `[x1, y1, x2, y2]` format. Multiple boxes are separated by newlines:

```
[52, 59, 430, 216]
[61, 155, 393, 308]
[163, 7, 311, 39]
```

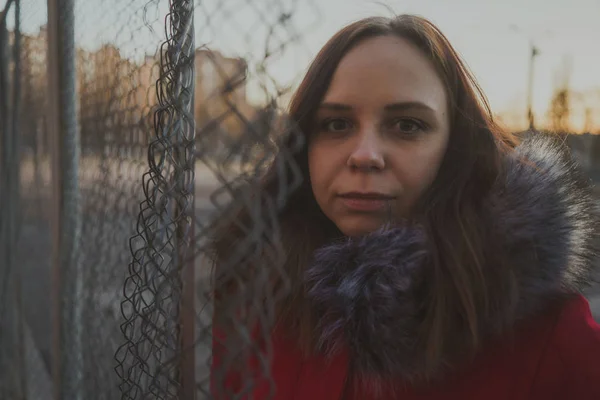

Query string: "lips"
[338, 192, 395, 211]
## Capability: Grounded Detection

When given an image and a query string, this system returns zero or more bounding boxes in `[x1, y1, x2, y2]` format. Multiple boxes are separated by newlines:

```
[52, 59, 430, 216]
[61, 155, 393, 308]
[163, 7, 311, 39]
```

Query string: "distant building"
[192, 49, 256, 162]
[194, 49, 255, 135]
[12, 26, 257, 158]
[138, 48, 256, 130]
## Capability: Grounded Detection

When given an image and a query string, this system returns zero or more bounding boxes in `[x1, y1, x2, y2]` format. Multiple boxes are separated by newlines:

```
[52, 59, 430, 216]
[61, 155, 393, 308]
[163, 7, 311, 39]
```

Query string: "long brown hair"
[212, 14, 519, 377]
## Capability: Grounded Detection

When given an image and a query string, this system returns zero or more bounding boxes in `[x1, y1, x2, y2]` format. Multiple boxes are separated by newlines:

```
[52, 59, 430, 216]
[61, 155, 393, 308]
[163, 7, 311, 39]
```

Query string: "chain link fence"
[115, 0, 322, 397]
[1, 0, 321, 398]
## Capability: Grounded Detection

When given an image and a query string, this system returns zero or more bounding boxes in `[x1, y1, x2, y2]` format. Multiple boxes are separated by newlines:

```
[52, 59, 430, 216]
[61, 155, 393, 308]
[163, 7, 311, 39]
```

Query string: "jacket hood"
[304, 133, 600, 384]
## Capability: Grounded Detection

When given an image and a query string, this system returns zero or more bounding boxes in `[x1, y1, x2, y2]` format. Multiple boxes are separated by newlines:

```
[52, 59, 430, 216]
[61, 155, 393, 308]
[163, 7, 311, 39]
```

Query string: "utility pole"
[510, 24, 550, 131]
[526, 42, 540, 130]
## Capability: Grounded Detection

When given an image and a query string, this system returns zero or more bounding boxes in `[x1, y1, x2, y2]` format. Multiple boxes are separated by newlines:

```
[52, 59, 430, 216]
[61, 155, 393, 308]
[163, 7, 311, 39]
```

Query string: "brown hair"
[212, 14, 519, 378]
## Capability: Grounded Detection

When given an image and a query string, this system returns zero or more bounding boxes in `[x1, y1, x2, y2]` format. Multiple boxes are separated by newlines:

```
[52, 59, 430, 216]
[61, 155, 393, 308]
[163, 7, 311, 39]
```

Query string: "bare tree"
[547, 55, 573, 133]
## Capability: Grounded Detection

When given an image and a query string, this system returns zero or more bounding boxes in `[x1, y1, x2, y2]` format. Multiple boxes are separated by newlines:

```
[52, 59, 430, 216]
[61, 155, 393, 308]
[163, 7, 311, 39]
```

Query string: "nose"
[347, 129, 385, 171]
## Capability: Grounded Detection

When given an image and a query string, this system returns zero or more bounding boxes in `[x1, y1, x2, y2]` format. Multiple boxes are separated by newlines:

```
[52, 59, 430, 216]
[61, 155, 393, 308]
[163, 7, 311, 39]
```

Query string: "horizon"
[8, 0, 600, 133]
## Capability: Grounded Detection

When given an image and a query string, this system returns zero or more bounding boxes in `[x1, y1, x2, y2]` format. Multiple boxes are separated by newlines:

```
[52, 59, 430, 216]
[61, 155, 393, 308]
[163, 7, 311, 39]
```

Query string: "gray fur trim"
[305, 133, 600, 381]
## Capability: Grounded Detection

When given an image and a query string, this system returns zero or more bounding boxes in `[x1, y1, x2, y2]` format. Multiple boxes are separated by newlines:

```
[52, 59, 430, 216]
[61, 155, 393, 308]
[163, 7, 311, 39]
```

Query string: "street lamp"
[509, 24, 552, 131]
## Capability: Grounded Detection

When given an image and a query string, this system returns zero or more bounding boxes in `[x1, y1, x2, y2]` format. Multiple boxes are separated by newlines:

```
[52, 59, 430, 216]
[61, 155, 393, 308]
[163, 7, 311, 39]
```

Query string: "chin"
[336, 217, 385, 238]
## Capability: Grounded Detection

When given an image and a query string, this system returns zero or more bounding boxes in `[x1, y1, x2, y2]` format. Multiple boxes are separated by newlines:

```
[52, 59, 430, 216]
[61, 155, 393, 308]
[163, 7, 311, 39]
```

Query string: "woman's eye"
[322, 118, 351, 132]
[390, 118, 425, 135]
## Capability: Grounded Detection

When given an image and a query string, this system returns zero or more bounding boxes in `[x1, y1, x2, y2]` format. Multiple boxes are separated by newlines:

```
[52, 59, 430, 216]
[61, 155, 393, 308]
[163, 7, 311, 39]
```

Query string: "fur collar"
[304, 133, 600, 383]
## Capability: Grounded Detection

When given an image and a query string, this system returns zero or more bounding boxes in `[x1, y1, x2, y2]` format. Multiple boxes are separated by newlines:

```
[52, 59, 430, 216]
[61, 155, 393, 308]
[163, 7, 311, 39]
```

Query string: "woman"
[210, 14, 600, 399]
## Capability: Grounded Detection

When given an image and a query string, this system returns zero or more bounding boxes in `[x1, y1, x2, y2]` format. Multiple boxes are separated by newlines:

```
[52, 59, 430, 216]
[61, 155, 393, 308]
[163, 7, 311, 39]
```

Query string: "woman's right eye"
[319, 118, 350, 133]
[320, 118, 351, 132]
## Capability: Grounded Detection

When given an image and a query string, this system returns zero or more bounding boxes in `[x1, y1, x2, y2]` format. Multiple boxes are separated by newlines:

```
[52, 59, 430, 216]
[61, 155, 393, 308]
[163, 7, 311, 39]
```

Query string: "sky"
[276, 0, 600, 131]
[9, 0, 600, 131]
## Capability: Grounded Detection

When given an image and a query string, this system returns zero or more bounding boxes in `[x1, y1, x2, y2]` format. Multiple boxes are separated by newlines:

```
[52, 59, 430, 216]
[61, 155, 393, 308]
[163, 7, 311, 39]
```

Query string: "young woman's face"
[308, 35, 450, 237]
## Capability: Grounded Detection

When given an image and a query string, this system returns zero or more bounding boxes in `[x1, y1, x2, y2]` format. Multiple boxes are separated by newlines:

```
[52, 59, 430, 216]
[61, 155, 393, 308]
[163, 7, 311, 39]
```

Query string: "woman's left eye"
[389, 118, 425, 134]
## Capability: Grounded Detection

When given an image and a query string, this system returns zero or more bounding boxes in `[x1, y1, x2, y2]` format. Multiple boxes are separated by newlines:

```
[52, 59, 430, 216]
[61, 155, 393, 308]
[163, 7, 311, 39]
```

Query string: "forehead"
[323, 35, 447, 113]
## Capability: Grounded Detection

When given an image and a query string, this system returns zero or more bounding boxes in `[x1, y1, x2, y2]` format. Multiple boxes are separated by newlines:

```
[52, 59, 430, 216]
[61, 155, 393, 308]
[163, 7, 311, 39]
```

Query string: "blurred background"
[1, 0, 600, 399]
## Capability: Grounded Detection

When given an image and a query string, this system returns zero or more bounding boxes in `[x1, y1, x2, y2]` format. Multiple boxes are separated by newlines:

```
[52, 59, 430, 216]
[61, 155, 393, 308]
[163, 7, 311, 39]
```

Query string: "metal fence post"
[47, 0, 83, 398]
[179, 8, 196, 397]
[173, 1, 196, 397]
[0, 1, 22, 397]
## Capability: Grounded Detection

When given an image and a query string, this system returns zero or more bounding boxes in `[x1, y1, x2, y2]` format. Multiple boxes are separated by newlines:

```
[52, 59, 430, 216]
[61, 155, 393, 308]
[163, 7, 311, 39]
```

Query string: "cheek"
[308, 142, 332, 177]
[308, 143, 340, 206]
[307, 145, 325, 197]
[396, 138, 448, 193]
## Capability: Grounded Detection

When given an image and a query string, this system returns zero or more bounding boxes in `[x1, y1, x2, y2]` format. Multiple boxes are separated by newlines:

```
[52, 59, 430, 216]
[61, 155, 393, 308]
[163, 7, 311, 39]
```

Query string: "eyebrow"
[318, 101, 436, 112]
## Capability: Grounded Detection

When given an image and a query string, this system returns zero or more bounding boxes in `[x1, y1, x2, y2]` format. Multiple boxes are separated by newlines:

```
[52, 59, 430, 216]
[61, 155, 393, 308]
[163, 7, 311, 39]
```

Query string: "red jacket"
[214, 295, 600, 399]
[211, 136, 600, 399]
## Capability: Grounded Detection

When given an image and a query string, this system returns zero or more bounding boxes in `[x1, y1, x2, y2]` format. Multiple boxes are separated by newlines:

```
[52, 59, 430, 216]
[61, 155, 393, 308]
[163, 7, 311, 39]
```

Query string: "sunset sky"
[13, 0, 600, 131]
[261, 0, 600, 131]
[312, 0, 600, 131]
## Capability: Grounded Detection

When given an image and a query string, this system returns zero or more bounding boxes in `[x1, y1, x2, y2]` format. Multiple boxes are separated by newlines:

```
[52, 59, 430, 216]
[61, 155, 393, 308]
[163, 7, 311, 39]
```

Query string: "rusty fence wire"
[1, 0, 321, 398]
[115, 0, 322, 398]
